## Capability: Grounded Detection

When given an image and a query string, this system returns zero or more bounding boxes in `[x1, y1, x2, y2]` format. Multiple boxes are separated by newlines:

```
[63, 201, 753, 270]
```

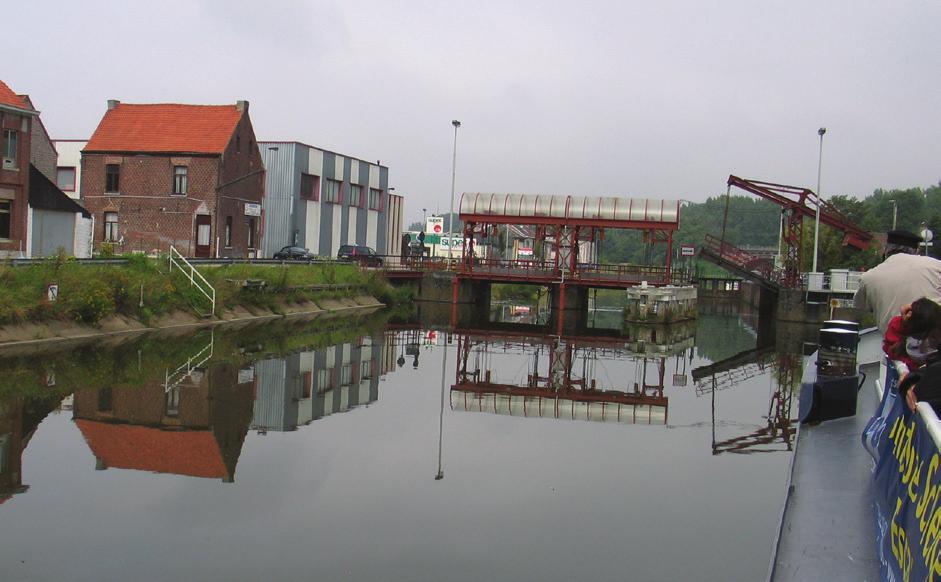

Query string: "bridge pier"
[413, 272, 491, 307]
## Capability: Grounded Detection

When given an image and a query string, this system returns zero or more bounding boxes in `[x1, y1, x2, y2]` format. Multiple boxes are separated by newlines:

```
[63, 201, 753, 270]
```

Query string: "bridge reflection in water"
[448, 322, 695, 426]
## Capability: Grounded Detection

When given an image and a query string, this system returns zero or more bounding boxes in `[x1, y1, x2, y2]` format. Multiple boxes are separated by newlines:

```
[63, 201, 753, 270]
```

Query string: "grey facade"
[259, 141, 397, 259]
[251, 337, 385, 432]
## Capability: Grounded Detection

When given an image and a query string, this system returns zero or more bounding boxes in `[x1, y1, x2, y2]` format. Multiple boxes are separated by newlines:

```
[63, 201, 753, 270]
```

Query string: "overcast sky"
[10, 0, 940, 223]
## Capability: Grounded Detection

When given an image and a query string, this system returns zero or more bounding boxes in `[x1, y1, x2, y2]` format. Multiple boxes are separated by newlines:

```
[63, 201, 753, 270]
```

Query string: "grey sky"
[11, 0, 940, 223]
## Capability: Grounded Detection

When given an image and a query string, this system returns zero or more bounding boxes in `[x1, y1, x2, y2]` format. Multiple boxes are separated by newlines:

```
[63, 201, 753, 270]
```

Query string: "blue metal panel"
[339, 157, 351, 247]
[375, 166, 390, 254]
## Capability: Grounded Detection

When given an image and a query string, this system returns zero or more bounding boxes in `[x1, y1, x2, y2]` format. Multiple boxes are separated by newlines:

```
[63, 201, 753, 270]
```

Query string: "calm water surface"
[0, 305, 799, 581]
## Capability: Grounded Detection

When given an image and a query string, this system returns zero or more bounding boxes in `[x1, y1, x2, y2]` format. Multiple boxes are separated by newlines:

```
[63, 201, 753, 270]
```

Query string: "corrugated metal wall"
[259, 142, 297, 258]
[252, 358, 289, 431]
[260, 141, 394, 258]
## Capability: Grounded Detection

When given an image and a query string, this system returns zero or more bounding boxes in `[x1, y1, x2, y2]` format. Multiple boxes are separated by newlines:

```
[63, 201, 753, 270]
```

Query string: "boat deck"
[768, 361, 881, 581]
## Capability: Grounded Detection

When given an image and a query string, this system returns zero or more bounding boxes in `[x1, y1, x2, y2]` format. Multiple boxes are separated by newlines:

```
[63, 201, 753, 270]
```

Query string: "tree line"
[601, 182, 941, 271]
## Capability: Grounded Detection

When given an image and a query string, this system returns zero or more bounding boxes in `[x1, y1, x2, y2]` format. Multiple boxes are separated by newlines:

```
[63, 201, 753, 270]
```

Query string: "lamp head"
[818, 127, 827, 136]
[452, 120, 461, 128]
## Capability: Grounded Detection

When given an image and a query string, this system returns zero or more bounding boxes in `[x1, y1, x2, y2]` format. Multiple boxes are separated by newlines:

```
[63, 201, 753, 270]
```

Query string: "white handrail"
[168, 245, 216, 315]
[164, 333, 215, 392]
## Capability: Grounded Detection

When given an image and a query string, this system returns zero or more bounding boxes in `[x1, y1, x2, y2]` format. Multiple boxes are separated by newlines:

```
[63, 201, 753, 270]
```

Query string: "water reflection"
[0, 302, 810, 581]
[251, 334, 393, 433]
[448, 320, 695, 426]
[0, 396, 58, 503]
[692, 311, 801, 455]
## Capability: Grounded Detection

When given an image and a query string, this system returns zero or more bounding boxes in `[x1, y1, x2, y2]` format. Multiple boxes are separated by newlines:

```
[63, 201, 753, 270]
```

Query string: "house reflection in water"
[251, 335, 392, 432]
[73, 362, 254, 483]
[449, 323, 695, 425]
[0, 396, 58, 503]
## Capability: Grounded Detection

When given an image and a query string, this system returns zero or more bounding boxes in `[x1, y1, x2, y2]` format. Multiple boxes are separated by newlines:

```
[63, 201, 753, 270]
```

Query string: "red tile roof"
[75, 419, 227, 479]
[0, 80, 29, 110]
[84, 103, 243, 154]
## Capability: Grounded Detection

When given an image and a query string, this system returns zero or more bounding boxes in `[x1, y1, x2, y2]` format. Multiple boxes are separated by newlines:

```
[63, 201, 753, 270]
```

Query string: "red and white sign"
[680, 244, 695, 257]
[427, 216, 444, 234]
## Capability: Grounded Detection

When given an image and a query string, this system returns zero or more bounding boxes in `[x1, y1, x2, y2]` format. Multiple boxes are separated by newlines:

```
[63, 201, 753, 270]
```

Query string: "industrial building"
[259, 141, 402, 259]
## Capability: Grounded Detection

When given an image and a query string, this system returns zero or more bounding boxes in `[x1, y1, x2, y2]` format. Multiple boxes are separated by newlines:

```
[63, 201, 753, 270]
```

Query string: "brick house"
[0, 80, 39, 258]
[81, 100, 265, 257]
[72, 363, 254, 482]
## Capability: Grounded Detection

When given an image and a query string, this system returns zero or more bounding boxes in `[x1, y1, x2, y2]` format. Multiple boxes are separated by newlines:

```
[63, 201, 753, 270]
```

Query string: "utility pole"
[448, 120, 461, 269]
[811, 127, 826, 273]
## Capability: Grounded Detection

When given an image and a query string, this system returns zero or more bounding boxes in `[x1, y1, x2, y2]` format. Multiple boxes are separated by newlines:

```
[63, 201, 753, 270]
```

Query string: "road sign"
[680, 244, 695, 257]
[427, 216, 444, 235]
[423, 234, 441, 244]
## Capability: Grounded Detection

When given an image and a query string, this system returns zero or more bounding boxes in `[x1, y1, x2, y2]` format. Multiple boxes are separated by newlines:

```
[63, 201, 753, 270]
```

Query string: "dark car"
[338, 245, 383, 267]
[273, 246, 313, 260]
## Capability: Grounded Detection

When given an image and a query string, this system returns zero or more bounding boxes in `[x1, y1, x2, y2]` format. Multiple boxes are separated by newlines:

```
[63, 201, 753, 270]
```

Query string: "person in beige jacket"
[854, 230, 941, 333]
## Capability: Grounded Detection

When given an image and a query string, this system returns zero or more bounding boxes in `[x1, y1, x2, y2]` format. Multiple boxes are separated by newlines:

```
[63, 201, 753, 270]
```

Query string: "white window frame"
[172, 165, 188, 196]
[104, 212, 119, 242]
[2, 129, 17, 168]
[0, 200, 11, 240]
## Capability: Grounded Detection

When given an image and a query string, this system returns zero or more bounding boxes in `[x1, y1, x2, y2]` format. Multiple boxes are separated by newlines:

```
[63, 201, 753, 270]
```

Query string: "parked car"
[273, 246, 314, 260]
[338, 245, 383, 267]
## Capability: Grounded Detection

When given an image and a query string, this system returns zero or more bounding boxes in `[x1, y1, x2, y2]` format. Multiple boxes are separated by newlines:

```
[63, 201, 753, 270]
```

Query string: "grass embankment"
[0, 254, 413, 326]
[0, 309, 394, 400]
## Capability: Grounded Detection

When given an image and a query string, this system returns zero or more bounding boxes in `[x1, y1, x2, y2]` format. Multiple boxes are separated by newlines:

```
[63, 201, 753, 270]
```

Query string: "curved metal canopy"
[459, 193, 680, 228]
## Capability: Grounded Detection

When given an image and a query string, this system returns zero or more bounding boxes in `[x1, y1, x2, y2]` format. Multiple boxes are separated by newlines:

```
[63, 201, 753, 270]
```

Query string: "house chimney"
[236, 100, 249, 113]
[107, 99, 120, 110]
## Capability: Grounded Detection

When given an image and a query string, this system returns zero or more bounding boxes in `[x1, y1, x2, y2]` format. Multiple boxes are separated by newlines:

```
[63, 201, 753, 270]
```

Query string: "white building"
[51, 140, 85, 200]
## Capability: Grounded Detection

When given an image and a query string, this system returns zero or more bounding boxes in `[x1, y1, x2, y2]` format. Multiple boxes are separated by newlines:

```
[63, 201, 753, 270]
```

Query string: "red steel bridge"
[699, 175, 873, 290]
[383, 192, 688, 291]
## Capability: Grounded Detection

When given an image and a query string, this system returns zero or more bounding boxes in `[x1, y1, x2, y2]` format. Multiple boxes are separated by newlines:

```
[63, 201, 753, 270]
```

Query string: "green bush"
[67, 284, 115, 324]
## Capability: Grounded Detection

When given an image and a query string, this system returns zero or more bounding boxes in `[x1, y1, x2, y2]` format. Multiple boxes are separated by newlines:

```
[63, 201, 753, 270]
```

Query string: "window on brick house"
[104, 212, 118, 242]
[324, 179, 341, 204]
[368, 188, 382, 210]
[0, 201, 10, 239]
[56, 167, 76, 191]
[172, 166, 187, 195]
[301, 173, 320, 200]
[105, 164, 120, 193]
[350, 185, 363, 207]
[247, 217, 256, 249]
[166, 387, 180, 417]
[225, 216, 233, 247]
[98, 387, 112, 412]
[2, 129, 17, 168]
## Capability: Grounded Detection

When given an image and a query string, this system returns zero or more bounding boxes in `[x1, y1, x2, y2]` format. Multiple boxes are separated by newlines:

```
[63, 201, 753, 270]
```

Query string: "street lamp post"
[448, 120, 461, 268]
[812, 127, 827, 274]
[890, 199, 898, 231]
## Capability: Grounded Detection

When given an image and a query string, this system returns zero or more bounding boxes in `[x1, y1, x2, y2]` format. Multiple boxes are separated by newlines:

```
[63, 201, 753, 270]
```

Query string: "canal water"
[0, 302, 803, 582]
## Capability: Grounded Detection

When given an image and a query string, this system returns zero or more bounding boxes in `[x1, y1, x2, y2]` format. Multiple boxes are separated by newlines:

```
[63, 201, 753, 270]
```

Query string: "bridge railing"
[702, 235, 782, 284]
[461, 257, 557, 277]
[578, 263, 678, 285]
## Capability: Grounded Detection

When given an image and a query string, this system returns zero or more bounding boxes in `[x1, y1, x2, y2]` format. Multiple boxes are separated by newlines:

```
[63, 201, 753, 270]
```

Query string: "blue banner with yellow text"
[867, 363, 941, 581]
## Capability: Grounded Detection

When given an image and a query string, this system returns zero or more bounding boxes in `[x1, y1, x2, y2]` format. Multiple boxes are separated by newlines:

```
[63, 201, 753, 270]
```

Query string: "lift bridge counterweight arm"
[726, 175, 872, 251]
